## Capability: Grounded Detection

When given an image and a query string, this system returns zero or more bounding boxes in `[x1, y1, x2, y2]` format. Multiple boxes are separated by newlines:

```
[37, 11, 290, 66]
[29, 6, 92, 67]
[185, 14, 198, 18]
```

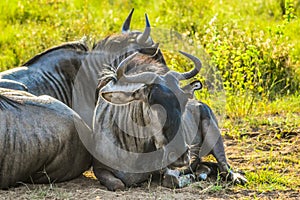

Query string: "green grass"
[222, 99, 300, 192]
[0, 0, 299, 197]
[25, 185, 72, 199]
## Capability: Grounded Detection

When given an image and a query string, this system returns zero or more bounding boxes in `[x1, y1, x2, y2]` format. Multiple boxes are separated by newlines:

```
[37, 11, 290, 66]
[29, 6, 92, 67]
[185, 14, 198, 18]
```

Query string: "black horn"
[117, 52, 139, 79]
[122, 8, 134, 33]
[171, 51, 202, 80]
[137, 13, 151, 44]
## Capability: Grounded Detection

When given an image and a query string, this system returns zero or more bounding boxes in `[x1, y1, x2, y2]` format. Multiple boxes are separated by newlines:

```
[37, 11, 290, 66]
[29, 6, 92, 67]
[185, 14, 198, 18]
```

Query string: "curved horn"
[137, 13, 151, 44]
[122, 8, 134, 33]
[174, 51, 202, 80]
[116, 52, 159, 84]
[117, 52, 139, 79]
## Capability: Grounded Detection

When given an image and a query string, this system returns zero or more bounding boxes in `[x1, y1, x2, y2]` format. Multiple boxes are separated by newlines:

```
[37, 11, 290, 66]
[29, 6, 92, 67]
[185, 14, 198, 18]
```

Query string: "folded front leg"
[199, 103, 247, 185]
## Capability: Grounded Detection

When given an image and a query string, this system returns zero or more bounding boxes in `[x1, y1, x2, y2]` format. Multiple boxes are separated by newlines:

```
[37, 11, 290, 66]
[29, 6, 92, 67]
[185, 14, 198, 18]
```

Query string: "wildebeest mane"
[92, 35, 110, 50]
[23, 41, 89, 66]
[97, 52, 168, 90]
[122, 54, 169, 76]
[95, 50, 168, 103]
[92, 34, 128, 51]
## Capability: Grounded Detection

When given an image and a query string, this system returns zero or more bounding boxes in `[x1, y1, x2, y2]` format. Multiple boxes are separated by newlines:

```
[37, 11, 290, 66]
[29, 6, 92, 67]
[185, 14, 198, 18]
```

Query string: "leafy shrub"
[150, 0, 300, 117]
[198, 17, 298, 99]
[0, 0, 299, 117]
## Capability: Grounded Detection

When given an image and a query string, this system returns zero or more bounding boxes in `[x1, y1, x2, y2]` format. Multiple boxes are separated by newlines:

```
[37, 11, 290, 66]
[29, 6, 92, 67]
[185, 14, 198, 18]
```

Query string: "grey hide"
[0, 88, 92, 189]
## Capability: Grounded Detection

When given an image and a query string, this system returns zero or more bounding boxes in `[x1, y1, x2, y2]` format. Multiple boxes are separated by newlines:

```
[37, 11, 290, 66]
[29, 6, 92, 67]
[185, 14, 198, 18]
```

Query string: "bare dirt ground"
[1, 174, 298, 200]
[1, 121, 299, 200]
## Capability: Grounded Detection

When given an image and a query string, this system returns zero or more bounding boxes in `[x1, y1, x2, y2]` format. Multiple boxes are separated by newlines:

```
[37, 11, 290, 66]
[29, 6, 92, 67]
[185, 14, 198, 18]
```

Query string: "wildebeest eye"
[95, 77, 116, 104]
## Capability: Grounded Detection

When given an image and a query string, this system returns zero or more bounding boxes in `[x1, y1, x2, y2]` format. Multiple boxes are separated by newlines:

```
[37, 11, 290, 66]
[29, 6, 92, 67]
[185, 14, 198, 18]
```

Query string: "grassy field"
[0, 0, 299, 199]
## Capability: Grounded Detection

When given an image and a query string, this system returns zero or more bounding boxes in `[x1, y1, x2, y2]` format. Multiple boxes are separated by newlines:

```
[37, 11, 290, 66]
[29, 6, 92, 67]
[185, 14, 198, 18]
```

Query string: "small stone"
[177, 174, 195, 188]
[198, 173, 207, 181]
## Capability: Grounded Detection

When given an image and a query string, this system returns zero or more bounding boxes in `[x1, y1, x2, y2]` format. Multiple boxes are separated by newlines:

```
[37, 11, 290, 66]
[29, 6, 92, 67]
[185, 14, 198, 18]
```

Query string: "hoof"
[104, 179, 126, 191]
[227, 171, 248, 185]
[94, 169, 126, 191]
[196, 162, 213, 181]
[217, 162, 247, 185]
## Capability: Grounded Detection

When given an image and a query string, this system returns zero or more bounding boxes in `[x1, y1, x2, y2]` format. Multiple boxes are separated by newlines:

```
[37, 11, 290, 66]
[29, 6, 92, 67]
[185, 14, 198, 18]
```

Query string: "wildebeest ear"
[182, 80, 202, 98]
[101, 88, 145, 105]
[138, 45, 167, 65]
[190, 80, 202, 91]
[138, 47, 158, 55]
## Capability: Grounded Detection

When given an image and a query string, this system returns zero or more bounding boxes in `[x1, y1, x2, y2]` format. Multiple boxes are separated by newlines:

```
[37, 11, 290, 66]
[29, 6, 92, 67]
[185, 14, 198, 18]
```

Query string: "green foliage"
[0, 0, 299, 118]
[200, 17, 298, 98]
[163, 0, 300, 117]
[246, 170, 298, 191]
[283, 0, 297, 22]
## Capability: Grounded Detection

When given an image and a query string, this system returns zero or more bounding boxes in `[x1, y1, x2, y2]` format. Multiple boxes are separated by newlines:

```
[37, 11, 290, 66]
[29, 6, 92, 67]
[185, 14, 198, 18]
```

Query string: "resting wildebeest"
[0, 9, 160, 128]
[92, 49, 247, 191]
[0, 88, 92, 189]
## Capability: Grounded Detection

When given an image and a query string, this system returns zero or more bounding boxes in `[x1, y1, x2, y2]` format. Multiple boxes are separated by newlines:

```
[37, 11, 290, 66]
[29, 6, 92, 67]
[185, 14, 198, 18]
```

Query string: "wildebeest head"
[93, 9, 158, 56]
[100, 51, 201, 105]
[97, 51, 202, 169]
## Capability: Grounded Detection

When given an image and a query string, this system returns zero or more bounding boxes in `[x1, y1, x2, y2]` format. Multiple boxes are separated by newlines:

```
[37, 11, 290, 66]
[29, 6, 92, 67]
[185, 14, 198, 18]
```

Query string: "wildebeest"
[0, 9, 160, 127]
[0, 88, 92, 189]
[92, 48, 247, 190]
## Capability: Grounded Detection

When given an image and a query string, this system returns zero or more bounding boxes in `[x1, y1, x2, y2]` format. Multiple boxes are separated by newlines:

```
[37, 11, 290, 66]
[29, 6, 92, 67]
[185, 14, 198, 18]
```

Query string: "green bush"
[0, 0, 299, 117]
[199, 18, 299, 99]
